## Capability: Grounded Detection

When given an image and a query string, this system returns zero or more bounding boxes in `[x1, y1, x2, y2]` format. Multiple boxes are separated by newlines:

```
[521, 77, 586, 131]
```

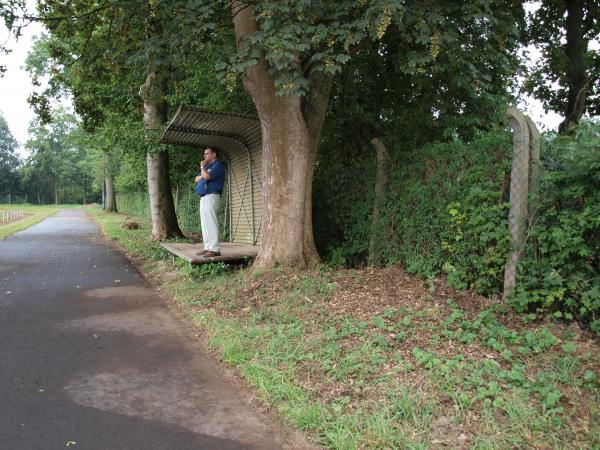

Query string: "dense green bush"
[512, 121, 600, 331]
[381, 132, 512, 279]
[314, 130, 512, 278]
[420, 122, 600, 330]
[441, 189, 510, 295]
[315, 121, 600, 332]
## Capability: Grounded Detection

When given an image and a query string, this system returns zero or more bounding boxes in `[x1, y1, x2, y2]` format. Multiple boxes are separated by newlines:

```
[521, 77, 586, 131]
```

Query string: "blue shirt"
[195, 160, 225, 197]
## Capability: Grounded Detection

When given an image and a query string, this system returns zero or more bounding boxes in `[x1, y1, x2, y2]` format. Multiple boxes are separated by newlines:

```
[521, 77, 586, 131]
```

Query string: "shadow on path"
[0, 209, 287, 450]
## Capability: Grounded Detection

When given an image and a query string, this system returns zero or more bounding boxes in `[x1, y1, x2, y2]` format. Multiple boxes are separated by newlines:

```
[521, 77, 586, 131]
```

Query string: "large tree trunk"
[54, 181, 59, 205]
[559, 0, 588, 134]
[140, 70, 183, 240]
[232, 3, 332, 269]
[105, 175, 117, 212]
[368, 138, 390, 267]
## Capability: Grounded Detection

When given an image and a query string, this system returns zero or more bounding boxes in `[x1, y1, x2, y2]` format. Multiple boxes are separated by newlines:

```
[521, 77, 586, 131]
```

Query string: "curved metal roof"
[160, 105, 264, 246]
[159, 106, 262, 156]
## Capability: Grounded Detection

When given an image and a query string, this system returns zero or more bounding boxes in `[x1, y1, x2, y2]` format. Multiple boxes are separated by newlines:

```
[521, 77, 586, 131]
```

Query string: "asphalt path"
[0, 209, 286, 450]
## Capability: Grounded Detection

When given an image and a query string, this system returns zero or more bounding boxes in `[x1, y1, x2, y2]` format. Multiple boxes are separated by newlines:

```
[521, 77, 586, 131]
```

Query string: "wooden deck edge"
[161, 243, 256, 265]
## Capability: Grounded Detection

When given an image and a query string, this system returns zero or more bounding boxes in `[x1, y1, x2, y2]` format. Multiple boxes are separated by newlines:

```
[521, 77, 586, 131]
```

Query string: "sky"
[0, 5, 566, 159]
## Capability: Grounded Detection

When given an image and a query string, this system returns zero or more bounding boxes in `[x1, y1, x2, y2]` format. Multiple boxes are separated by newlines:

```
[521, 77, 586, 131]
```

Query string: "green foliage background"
[314, 131, 512, 276]
[314, 120, 600, 332]
[514, 122, 600, 330]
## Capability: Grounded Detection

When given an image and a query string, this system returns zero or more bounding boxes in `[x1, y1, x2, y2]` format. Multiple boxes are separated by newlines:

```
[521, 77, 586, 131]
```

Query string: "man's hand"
[194, 175, 202, 183]
[200, 160, 206, 169]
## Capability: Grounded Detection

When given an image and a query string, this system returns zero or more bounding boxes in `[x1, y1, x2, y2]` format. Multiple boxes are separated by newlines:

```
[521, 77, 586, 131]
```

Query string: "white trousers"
[199, 193, 220, 251]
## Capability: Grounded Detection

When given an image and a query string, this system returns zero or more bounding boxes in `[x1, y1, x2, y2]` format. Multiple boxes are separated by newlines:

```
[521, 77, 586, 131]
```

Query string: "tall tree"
[225, 0, 522, 269]
[525, 0, 600, 133]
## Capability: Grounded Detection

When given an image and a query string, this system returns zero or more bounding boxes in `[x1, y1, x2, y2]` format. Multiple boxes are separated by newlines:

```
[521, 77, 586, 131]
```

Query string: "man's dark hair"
[205, 146, 219, 158]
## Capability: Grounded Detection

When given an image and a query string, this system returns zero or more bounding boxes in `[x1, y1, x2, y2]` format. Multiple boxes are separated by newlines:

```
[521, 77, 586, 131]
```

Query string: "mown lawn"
[0, 204, 70, 239]
[88, 207, 600, 450]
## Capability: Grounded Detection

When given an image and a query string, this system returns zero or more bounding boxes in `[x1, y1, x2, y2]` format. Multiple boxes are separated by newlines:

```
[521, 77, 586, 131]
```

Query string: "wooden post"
[368, 138, 390, 267]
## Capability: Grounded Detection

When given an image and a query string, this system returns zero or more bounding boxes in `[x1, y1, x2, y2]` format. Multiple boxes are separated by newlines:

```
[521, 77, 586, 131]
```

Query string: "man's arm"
[207, 161, 224, 181]
[202, 161, 224, 181]
[200, 163, 211, 180]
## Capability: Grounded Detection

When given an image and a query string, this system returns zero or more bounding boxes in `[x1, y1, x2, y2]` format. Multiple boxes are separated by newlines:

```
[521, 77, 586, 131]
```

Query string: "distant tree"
[0, 112, 20, 202]
[525, 0, 600, 133]
[23, 108, 85, 204]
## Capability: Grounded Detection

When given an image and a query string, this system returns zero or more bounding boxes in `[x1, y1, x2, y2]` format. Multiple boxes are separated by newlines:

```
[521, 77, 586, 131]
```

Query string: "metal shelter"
[159, 106, 263, 246]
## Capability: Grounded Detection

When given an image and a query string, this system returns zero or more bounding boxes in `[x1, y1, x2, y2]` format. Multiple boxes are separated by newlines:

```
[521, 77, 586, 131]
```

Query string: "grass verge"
[88, 206, 600, 449]
[0, 204, 71, 239]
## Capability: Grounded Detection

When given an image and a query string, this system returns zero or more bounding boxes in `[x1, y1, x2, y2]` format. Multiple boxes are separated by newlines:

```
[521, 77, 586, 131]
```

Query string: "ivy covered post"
[503, 107, 530, 299]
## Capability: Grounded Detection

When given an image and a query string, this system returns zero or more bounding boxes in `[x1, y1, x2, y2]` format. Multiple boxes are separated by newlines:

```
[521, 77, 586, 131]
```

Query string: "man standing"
[195, 147, 226, 257]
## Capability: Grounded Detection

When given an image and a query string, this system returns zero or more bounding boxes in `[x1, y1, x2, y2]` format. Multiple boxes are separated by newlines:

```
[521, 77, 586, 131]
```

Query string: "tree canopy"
[1, 0, 597, 268]
[525, 0, 600, 133]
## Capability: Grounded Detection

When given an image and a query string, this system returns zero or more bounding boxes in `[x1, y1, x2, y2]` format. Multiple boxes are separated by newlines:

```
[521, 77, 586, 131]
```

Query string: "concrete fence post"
[526, 117, 541, 223]
[503, 108, 530, 299]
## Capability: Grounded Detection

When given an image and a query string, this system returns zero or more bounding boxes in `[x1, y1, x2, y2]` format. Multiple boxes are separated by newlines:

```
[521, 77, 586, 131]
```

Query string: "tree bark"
[54, 181, 59, 205]
[559, 0, 588, 134]
[105, 175, 117, 212]
[140, 70, 183, 240]
[368, 138, 390, 267]
[174, 184, 180, 214]
[232, 3, 332, 269]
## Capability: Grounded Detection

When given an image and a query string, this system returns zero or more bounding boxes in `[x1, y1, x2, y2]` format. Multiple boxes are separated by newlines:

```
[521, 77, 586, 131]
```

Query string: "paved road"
[0, 210, 285, 450]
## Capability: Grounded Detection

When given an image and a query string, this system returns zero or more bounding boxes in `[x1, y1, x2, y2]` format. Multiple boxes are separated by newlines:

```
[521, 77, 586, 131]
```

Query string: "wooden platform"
[161, 242, 258, 265]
